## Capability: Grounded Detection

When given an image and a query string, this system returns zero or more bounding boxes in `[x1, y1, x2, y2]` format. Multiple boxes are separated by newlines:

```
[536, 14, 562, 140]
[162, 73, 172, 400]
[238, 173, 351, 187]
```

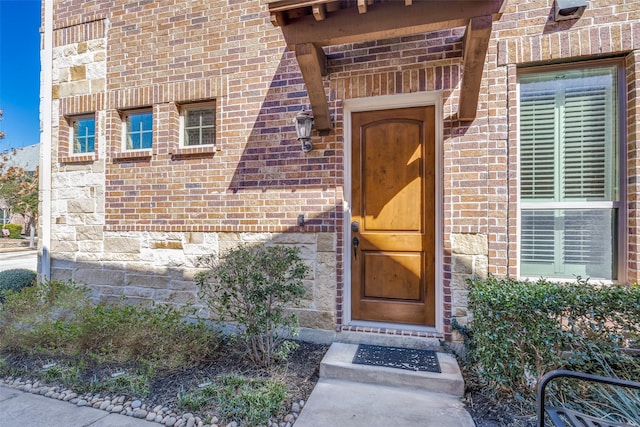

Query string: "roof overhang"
[268, 0, 504, 130]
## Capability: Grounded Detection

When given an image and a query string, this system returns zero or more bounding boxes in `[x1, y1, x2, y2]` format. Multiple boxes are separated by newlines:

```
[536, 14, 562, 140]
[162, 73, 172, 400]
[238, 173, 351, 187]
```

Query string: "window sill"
[170, 145, 217, 158]
[113, 149, 153, 162]
[60, 154, 97, 164]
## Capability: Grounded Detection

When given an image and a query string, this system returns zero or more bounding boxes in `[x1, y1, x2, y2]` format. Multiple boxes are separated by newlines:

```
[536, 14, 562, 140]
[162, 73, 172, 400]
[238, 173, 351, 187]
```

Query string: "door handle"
[352, 236, 359, 259]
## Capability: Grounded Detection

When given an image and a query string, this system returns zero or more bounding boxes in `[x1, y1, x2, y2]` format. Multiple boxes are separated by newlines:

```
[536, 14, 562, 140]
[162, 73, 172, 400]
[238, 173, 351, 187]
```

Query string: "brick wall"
[46, 0, 640, 340]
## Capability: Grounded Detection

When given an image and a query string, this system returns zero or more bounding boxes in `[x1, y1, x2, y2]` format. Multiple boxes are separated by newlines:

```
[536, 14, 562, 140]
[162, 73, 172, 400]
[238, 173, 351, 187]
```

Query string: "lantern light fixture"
[294, 109, 314, 152]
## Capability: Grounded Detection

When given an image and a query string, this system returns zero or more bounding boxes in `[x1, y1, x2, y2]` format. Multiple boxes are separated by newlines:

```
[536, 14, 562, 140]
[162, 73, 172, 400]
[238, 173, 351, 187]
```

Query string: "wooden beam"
[405, 0, 412, 5]
[458, 15, 493, 121]
[312, 4, 326, 21]
[270, 11, 286, 27]
[276, 0, 504, 47]
[295, 43, 332, 132]
[357, 0, 367, 14]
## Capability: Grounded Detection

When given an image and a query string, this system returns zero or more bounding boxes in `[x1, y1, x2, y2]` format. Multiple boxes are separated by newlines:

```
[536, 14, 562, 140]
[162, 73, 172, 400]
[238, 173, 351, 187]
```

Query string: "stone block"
[154, 289, 197, 305]
[295, 309, 335, 330]
[186, 232, 205, 244]
[168, 279, 197, 292]
[452, 254, 474, 274]
[76, 225, 103, 241]
[51, 268, 73, 283]
[474, 255, 488, 280]
[316, 233, 335, 252]
[74, 268, 125, 286]
[126, 273, 170, 289]
[273, 232, 317, 245]
[151, 241, 183, 250]
[67, 199, 95, 213]
[451, 273, 472, 291]
[51, 240, 78, 253]
[123, 286, 155, 299]
[104, 237, 141, 254]
[452, 234, 488, 255]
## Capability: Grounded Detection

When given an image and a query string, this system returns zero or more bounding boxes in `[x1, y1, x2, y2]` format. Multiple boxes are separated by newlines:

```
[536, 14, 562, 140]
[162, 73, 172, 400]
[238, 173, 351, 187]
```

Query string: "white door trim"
[343, 92, 444, 333]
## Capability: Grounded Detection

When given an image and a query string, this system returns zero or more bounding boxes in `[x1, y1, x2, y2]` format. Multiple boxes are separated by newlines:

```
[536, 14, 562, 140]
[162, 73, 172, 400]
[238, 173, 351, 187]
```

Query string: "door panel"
[351, 106, 436, 326]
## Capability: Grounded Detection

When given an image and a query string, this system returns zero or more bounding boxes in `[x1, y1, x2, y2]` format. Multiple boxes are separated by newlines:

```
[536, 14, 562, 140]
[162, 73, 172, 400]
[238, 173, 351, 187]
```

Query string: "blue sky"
[0, 0, 41, 151]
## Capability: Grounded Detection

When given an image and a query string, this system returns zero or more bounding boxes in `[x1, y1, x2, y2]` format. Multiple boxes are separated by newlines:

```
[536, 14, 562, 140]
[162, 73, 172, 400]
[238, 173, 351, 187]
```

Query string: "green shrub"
[196, 244, 308, 367]
[2, 223, 22, 239]
[0, 280, 219, 368]
[0, 268, 36, 302]
[213, 374, 286, 426]
[460, 276, 640, 400]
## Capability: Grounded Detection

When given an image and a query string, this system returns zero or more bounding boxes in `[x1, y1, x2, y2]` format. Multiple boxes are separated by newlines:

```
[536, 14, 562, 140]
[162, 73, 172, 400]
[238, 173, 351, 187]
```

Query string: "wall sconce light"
[294, 109, 314, 153]
[554, 0, 587, 21]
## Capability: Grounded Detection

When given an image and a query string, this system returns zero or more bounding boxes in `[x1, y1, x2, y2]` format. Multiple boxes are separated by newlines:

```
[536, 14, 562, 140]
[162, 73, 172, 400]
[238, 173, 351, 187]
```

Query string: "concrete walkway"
[295, 378, 474, 427]
[0, 384, 150, 427]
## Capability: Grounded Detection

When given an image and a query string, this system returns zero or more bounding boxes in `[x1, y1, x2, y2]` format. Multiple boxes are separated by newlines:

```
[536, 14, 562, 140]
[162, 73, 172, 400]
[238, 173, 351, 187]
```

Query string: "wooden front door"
[350, 106, 436, 326]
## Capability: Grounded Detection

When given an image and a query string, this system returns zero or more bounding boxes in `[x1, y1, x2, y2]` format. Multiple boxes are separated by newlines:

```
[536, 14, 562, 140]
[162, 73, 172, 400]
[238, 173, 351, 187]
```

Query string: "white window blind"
[519, 65, 619, 280]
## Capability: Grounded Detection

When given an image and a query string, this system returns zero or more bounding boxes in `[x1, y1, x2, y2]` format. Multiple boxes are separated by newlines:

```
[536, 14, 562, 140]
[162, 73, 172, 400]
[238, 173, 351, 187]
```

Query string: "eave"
[267, 0, 505, 130]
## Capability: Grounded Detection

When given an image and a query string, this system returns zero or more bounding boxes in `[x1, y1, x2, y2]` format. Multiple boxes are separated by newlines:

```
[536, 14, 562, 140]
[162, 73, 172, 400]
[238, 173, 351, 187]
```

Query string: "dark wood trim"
[272, 0, 503, 47]
[295, 43, 332, 132]
[458, 15, 493, 121]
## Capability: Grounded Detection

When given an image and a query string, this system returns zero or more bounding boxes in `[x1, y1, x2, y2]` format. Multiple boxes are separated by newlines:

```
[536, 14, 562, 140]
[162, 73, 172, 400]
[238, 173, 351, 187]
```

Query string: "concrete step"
[319, 342, 465, 397]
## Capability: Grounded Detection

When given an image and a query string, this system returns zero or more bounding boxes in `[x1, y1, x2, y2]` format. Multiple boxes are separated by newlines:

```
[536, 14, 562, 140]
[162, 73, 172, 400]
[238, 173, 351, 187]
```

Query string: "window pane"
[73, 118, 95, 154]
[183, 107, 215, 146]
[126, 112, 152, 150]
[521, 209, 616, 280]
[520, 66, 618, 203]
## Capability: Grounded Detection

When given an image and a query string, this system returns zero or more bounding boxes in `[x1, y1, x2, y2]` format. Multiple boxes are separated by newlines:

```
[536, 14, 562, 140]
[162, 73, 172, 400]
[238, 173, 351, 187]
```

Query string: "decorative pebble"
[133, 409, 147, 418]
[77, 399, 88, 407]
[164, 416, 177, 426]
[131, 399, 142, 409]
[111, 405, 124, 413]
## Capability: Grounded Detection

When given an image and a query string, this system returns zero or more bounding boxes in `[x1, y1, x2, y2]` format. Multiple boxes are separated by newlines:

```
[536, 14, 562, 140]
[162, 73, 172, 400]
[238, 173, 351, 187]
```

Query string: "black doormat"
[352, 344, 441, 373]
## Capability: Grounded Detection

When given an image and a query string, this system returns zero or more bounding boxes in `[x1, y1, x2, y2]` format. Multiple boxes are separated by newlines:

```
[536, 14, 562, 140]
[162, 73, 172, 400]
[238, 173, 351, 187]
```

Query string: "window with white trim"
[180, 102, 216, 147]
[519, 63, 622, 280]
[71, 115, 95, 154]
[123, 110, 153, 150]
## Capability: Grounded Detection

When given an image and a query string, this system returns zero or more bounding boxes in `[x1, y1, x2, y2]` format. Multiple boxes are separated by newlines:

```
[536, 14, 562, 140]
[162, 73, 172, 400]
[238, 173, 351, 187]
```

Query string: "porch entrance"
[350, 106, 436, 327]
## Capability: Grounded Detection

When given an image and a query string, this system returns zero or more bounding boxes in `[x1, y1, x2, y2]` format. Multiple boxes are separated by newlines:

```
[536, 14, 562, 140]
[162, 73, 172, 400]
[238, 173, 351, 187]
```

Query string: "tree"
[0, 166, 39, 248]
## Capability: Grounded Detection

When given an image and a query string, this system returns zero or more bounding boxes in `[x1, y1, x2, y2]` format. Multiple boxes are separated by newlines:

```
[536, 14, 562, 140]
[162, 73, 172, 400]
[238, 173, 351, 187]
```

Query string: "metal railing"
[537, 369, 640, 427]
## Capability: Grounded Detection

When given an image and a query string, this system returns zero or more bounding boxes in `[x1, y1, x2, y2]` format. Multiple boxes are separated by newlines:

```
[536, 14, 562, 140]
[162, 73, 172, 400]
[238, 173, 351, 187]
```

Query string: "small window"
[181, 103, 216, 147]
[71, 116, 95, 154]
[123, 110, 153, 150]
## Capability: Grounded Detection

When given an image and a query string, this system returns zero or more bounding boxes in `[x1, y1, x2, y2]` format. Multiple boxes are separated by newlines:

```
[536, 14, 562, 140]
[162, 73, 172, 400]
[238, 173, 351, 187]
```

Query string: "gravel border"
[1, 377, 304, 427]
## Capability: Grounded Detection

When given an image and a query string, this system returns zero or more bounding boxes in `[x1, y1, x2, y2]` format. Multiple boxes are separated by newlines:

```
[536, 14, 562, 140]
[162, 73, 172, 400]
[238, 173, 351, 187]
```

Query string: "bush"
[0, 280, 219, 368]
[196, 244, 308, 367]
[460, 276, 640, 400]
[0, 268, 36, 302]
[2, 223, 22, 239]
[213, 374, 286, 426]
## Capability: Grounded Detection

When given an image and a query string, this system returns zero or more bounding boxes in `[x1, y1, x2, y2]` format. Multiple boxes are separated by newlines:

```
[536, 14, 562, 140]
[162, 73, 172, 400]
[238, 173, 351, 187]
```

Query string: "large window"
[124, 110, 153, 150]
[519, 63, 621, 280]
[71, 116, 95, 154]
[181, 103, 215, 147]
